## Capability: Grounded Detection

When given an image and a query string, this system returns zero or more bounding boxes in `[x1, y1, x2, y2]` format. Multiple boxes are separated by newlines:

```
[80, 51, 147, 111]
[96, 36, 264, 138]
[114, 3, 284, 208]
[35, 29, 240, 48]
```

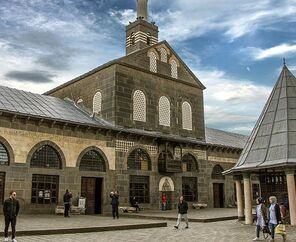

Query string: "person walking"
[3, 191, 20, 242]
[253, 197, 267, 241]
[174, 196, 189, 229]
[63, 189, 72, 218]
[161, 194, 167, 211]
[110, 191, 119, 219]
[268, 196, 285, 242]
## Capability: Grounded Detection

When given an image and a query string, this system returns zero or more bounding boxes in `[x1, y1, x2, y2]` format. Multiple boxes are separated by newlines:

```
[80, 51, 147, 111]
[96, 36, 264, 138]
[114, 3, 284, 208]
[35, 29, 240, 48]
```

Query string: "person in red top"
[161, 194, 167, 211]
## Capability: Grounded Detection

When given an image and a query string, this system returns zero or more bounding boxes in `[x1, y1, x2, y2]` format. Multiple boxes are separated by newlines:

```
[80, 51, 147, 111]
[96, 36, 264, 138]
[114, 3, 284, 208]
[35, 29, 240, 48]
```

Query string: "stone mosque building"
[0, 0, 250, 214]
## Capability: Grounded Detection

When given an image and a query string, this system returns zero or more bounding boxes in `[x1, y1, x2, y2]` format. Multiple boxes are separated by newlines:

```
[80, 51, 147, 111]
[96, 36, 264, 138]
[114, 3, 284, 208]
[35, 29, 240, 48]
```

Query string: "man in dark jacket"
[3, 191, 20, 242]
[174, 196, 189, 229]
[63, 189, 72, 218]
[110, 191, 119, 219]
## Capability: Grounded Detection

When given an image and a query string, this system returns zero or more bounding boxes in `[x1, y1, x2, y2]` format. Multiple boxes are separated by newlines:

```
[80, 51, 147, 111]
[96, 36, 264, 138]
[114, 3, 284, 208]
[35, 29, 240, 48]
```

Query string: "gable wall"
[47, 66, 116, 124]
[115, 64, 205, 140]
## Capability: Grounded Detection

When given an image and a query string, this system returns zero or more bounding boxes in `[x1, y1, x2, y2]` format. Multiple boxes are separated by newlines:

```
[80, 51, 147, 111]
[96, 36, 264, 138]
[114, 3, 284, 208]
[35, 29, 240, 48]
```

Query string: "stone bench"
[55, 205, 86, 215]
[119, 206, 138, 213]
[192, 203, 208, 209]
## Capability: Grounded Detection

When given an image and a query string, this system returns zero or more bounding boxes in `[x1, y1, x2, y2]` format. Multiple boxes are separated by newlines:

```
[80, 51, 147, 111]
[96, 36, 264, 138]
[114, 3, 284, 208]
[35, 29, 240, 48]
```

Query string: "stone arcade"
[0, 0, 249, 214]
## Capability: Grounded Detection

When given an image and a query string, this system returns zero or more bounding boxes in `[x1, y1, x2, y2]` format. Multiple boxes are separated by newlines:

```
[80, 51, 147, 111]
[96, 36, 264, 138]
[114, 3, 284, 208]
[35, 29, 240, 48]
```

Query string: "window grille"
[181, 154, 198, 172]
[159, 96, 170, 126]
[182, 102, 192, 130]
[211, 165, 224, 180]
[30, 145, 61, 169]
[148, 52, 157, 73]
[127, 149, 151, 171]
[133, 90, 146, 122]
[129, 175, 150, 203]
[93, 92, 102, 114]
[171, 60, 178, 78]
[79, 150, 106, 172]
[0, 142, 9, 165]
[182, 177, 197, 202]
[31, 174, 59, 204]
[160, 48, 168, 62]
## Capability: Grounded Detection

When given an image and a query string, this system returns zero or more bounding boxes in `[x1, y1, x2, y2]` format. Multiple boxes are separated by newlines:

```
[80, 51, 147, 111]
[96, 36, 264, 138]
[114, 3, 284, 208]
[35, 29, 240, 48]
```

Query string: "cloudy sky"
[1, 0, 296, 134]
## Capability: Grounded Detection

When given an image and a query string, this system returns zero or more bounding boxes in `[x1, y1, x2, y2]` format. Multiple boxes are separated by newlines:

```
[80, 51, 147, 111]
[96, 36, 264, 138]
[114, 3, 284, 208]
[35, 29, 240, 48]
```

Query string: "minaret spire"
[137, 0, 148, 21]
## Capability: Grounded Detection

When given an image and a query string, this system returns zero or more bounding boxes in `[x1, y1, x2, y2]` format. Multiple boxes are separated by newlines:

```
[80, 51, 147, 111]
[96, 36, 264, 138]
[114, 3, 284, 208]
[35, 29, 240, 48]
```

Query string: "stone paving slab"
[0, 215, 166, 237]
[122, 208, 238, 222]
[16, 220, 296, 242]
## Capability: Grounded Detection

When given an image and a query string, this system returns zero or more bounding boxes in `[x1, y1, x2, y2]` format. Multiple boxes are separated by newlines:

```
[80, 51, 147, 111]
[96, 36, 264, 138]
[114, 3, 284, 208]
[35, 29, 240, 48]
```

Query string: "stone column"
[234, 175, 244, 220]
[285, 168, 296, 226]
[243, 173, 253, 225]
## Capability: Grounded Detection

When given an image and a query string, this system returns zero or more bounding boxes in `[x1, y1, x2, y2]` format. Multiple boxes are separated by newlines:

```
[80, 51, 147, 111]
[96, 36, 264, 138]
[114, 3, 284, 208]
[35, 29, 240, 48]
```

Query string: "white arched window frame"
[171, 59, 178, 79]
[148, 52, 157, 73]
[160, 48, 168, 62]
[159, 96, 170, 127]
[93, 92, 102, 114]
[182, 101, 192, 130]
[133, 90, 146, 122]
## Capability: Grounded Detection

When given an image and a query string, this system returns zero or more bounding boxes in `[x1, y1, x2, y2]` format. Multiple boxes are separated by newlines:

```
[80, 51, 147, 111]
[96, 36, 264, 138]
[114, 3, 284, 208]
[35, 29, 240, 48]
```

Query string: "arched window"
[127, 148, 151, 171]
[211, 165, 225, 180]
[160, 48, 168, 62]
[133, 90, 146, 122]
[93, 92, 102, 114]
[159, 96, 170, 126]
[182, 102, 192, 130]
[130, 32, 135, 45]
[170, 59, 178, 78]
[147, 32, 151, 45]
[148, 52, 157, 73]
[30, 145, 61, 169]
[79, 150, 106, 172]
[182, 154, 198, 172]
[0, 142, 9, 165]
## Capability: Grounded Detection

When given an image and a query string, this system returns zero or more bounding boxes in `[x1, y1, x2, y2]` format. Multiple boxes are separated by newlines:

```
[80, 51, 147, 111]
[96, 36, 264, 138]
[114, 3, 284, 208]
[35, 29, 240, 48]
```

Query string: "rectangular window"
[182, 177, 197, 202]
[31, 174, 59, 204]
[0, 172, 5, 204]
[129, 175, 149, 204]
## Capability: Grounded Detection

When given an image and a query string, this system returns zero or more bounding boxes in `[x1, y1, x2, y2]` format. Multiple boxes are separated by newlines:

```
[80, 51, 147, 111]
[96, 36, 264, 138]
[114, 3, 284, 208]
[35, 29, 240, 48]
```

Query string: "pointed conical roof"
[230, 65, 296, 173]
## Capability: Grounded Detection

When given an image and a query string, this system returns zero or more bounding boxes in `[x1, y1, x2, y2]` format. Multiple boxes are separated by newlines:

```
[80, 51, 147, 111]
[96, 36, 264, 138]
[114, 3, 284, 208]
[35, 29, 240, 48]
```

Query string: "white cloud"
[246, 43, 296, 60]
[112, 0, 296, 42]
[193, 67, 272, 134]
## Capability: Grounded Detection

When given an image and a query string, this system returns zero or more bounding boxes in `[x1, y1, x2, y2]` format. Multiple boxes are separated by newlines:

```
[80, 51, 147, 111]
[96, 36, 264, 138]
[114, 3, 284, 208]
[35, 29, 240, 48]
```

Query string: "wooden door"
[213, 183, 224, 208]
[81, 177, 96, 214]
[213, 183, 220, 208]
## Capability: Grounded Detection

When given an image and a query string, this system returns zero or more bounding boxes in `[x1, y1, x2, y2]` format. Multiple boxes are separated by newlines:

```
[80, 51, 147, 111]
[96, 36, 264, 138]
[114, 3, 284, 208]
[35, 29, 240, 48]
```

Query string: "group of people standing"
[254, 196, 288, 241]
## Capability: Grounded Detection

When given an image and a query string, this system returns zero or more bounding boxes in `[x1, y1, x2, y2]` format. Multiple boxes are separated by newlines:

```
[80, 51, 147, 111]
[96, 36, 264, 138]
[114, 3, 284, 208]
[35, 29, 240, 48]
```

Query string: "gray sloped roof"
[230, 65, 296, 173]
[0, 85, 246, 149]
[205, 127, 248, 149]
[0, 85, 110, 127]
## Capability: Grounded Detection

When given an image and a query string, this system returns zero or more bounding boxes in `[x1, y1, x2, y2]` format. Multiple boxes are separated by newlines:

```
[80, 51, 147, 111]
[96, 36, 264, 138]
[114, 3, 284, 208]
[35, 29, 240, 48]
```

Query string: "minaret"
[126, 0, 158, 55]
[137, 0, 148, 20]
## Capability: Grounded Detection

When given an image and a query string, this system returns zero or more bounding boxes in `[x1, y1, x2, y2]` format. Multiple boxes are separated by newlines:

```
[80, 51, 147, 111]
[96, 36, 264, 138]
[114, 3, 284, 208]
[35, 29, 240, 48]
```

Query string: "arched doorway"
[78, 148, 107, 215]
[159, 176, 174, 210]
[212, 165, 225, 208]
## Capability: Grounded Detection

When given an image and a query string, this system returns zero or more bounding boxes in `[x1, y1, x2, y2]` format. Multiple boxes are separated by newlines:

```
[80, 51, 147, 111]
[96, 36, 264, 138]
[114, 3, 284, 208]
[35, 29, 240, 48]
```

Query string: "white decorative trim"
[159, 176, 175, 191]
[182, 102, 192, 130]
[159, 96, 170, 126]
[133, 90, 146, 122]
[115, 140, 135, 152]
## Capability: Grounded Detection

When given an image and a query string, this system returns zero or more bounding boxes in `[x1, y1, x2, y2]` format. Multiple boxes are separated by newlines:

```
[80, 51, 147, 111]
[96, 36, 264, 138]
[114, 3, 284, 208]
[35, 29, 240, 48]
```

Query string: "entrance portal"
[81, 177, 103, 214]
[159, 176, 174, 210]
[213, 183, 224, 208]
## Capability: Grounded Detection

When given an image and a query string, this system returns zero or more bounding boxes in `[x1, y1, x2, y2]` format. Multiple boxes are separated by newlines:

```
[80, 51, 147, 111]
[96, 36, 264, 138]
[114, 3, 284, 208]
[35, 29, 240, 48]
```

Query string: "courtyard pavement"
[12, 220, 296, 242]
[121, 208, 238, 222]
